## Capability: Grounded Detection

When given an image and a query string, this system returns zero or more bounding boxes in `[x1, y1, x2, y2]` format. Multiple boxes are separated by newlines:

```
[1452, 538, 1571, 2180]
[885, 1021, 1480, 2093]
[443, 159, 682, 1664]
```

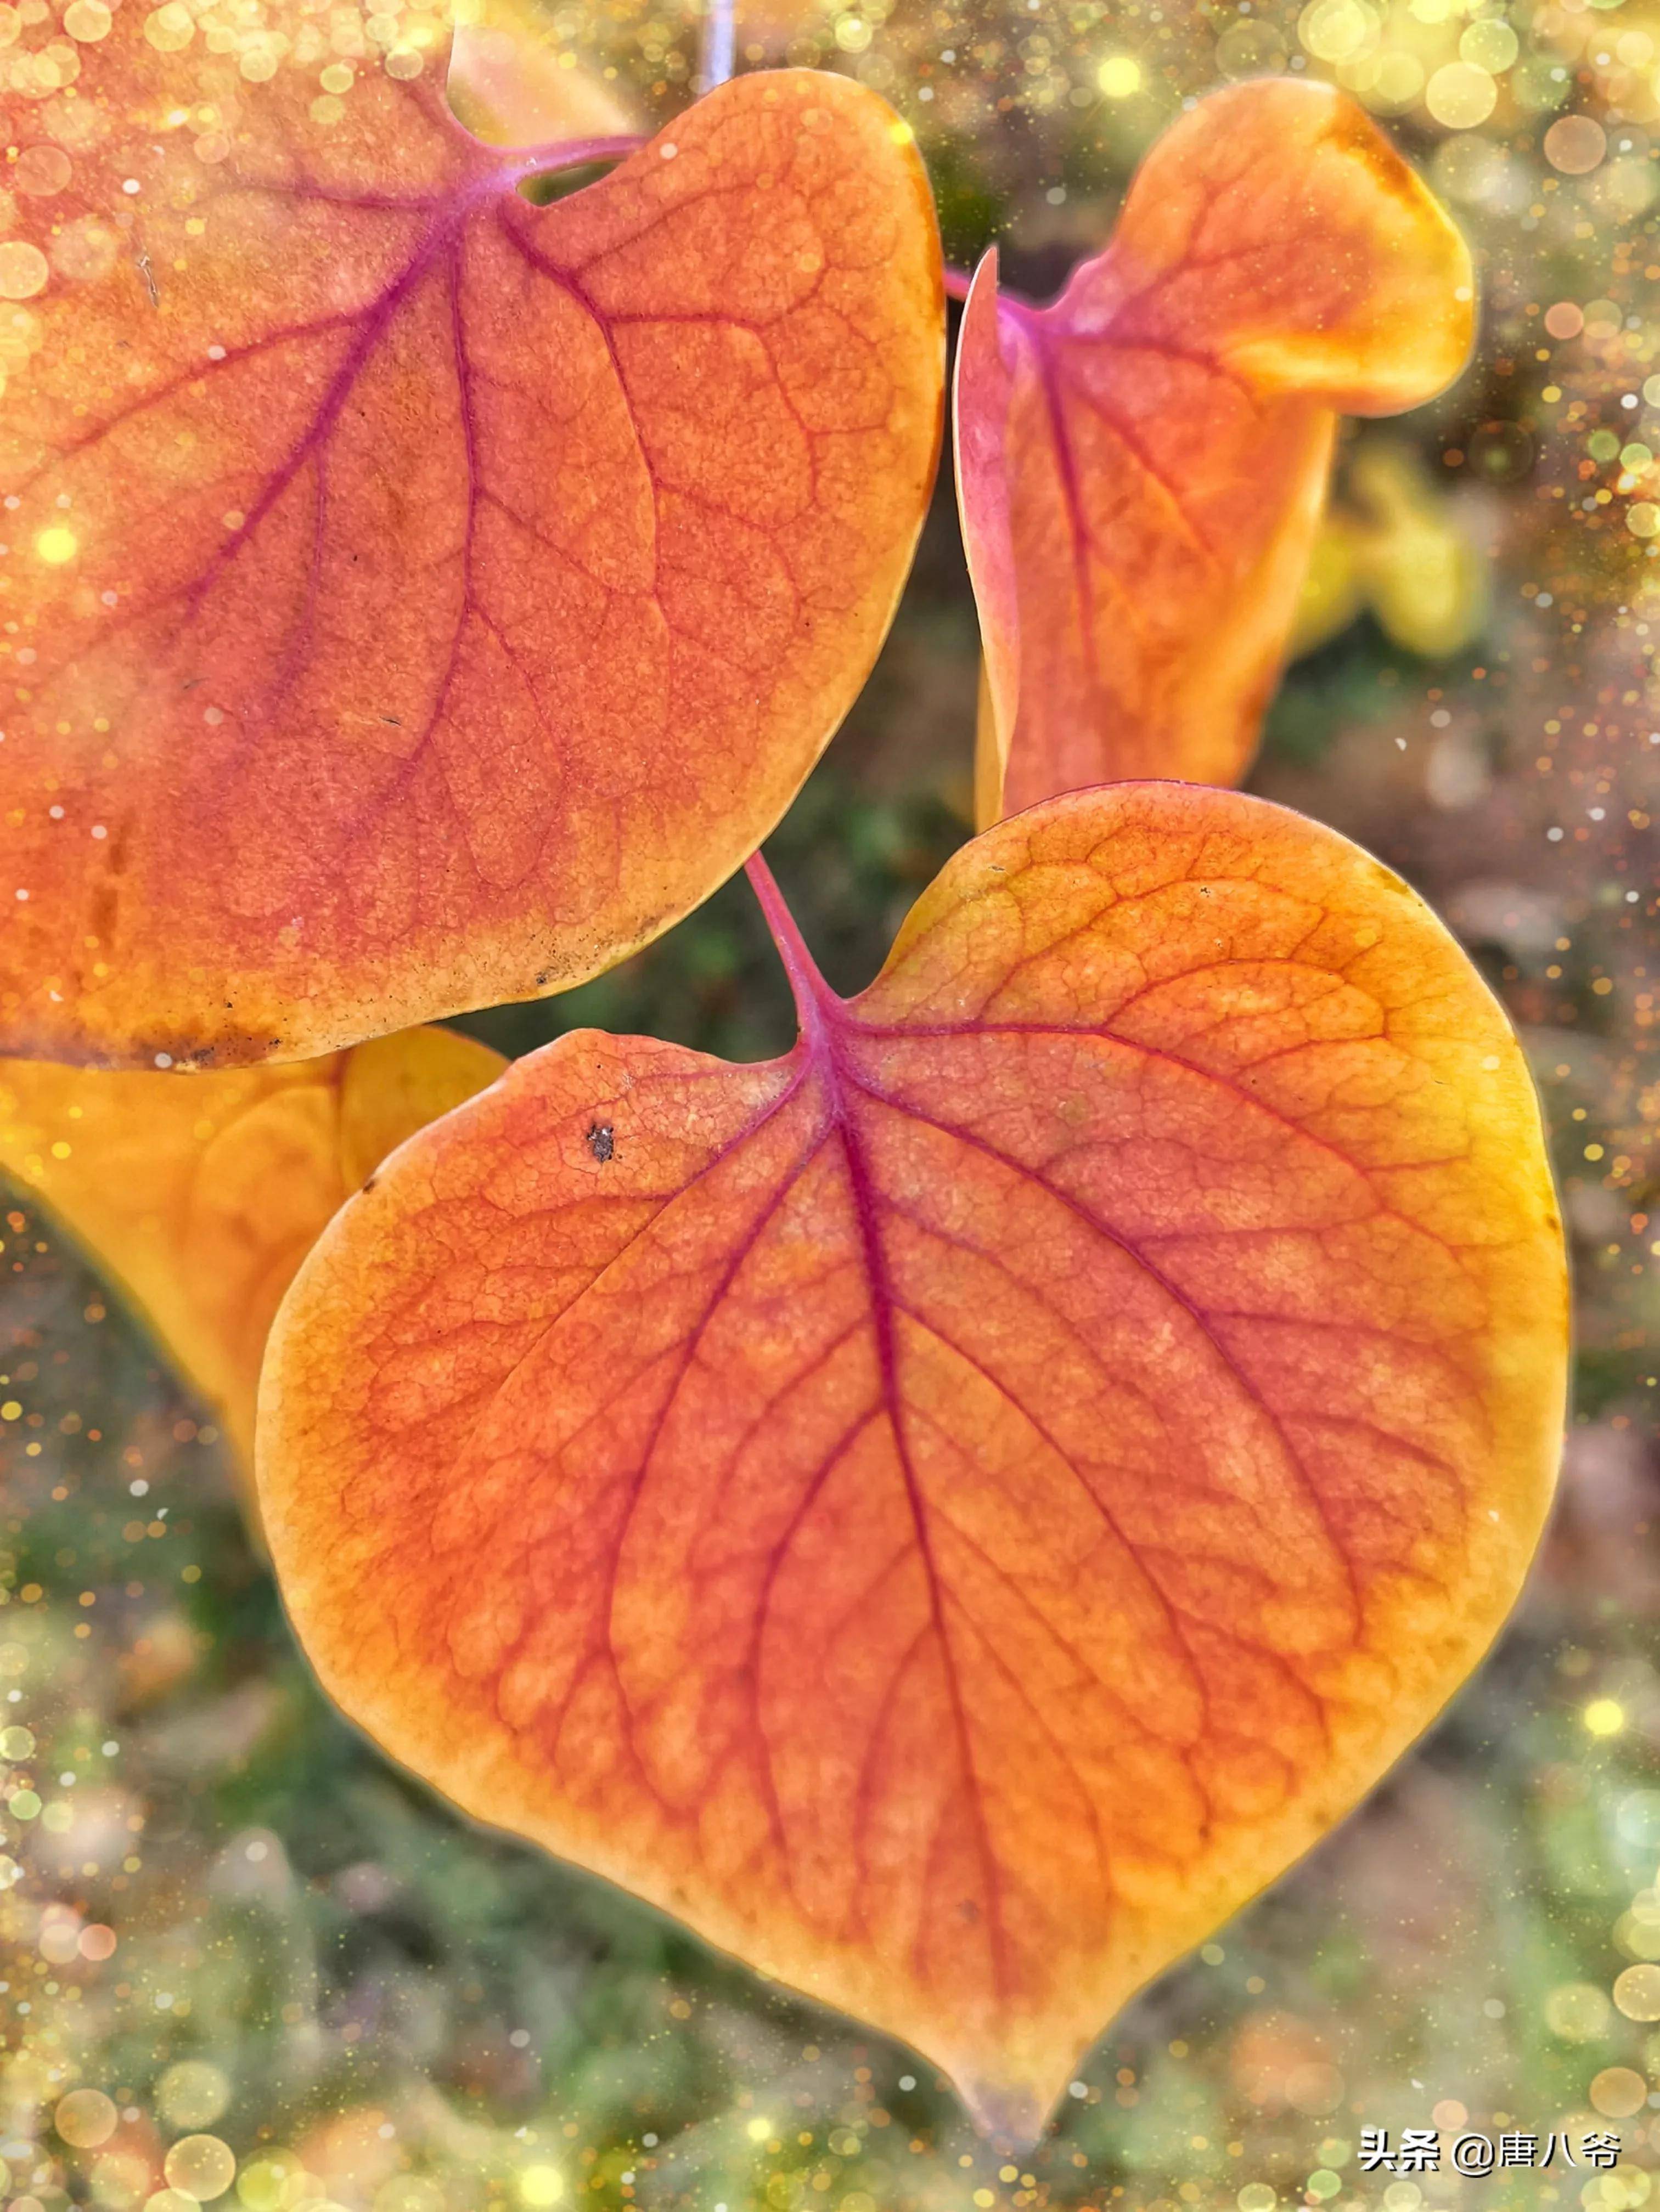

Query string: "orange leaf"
[0, 1026, 502, 1485]
[955, 79, 1474, 825]
[257, 784, 1564, 2138]
[0, 36, 942, 1065]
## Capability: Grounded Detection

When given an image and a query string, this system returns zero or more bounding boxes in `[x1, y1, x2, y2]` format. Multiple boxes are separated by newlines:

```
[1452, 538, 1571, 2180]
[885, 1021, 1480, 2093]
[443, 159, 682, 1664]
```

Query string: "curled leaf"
[0, 36, 942, 1066]
[259, 784, 1564, 2138]
[956, 78, 1474, 823]
[0, 1027, 502, 1482]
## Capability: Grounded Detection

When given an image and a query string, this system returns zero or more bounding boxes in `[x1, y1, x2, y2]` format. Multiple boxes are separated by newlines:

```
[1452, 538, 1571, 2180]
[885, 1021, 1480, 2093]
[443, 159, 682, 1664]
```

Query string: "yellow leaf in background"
[1290, 518, 1367, 661]
[0, 1028, 503, 1496]
[1291, 440, 1487, 662]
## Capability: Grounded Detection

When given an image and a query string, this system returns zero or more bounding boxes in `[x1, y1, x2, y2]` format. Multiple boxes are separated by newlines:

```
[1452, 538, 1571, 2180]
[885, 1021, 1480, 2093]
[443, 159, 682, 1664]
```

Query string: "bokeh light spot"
[0, 242, 49, 300]
[159, 2063, 232, 2130]
[54, 2090, 119, 2147]
[1096, 54, 1140, 95]
[164, 2136, 238, 2203]
[1544, 115, 1607, 172]
[1616, 1965, 1660, 2020]
[1590, 2066, 1647, 2117]
[1425, 63, 1498, 128]
[15, 144, 71, 197]
[1545, 1981, 1613, 2040]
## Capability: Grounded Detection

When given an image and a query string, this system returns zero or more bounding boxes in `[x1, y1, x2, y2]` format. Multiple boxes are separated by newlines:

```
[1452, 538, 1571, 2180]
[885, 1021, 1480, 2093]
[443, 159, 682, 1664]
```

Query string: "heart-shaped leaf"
[0, 1026, 501, 1485]
[0, 31, 942, 1065]
[955, 79, 1473, 826]
[258, 783, 1565, 2139]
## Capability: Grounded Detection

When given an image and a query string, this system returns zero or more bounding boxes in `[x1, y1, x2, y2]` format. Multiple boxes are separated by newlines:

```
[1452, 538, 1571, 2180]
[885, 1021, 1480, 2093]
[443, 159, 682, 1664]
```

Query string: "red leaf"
[258, 782, 1565, 2139]
[955, 80, 1474, 824]
[0, 33, 942, 1065]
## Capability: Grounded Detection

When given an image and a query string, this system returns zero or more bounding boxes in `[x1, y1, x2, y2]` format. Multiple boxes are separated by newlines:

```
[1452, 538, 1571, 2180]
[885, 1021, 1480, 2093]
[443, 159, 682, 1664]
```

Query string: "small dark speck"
[587, 1122, 614, 1164]
[380, 715, 402, 727]
[362, 1173, 378, 1194]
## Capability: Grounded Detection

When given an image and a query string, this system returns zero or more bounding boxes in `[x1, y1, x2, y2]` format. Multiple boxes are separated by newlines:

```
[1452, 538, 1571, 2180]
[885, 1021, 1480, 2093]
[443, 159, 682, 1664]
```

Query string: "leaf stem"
[745, 852, 836, 1041]
[701, 0, 735, 89]
[510, 133, 646, 180]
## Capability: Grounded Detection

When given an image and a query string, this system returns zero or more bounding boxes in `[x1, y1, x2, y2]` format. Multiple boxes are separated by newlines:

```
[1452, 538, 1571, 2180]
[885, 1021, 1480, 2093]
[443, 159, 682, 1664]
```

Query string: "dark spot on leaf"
[587, 1122, 614, 1164]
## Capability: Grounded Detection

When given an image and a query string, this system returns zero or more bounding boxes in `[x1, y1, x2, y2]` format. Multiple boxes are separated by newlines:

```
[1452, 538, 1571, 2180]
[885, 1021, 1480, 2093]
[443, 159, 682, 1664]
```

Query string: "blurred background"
[3, 0, 1660, 2205]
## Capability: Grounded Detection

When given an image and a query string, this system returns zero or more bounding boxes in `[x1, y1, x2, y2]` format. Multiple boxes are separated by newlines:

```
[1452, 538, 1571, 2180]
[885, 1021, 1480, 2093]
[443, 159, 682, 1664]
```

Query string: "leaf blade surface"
[0, 39, 942, 1063]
